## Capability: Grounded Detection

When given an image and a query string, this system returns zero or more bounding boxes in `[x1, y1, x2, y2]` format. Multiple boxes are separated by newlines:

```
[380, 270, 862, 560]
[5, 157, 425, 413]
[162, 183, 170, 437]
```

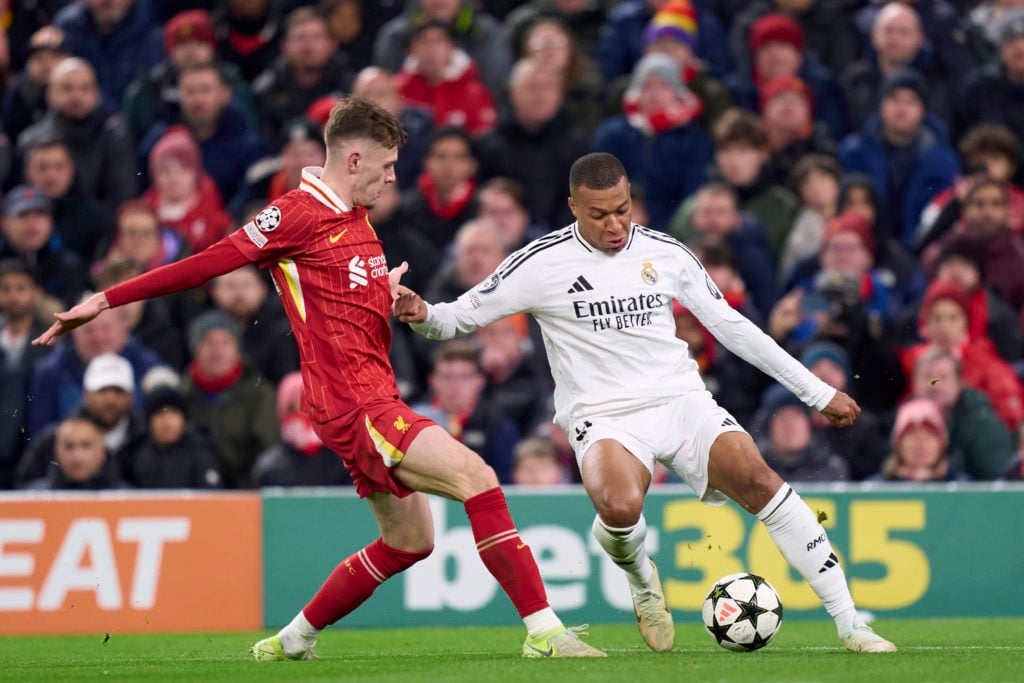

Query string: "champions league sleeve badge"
[641, 262, 658, 285]
[255, 206, 282, 232]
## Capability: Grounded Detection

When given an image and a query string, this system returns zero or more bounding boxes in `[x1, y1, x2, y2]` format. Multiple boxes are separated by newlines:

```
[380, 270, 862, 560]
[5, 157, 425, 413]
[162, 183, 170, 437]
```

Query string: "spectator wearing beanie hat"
[125, 383, 222, 489]
[181, 309, 278, 488]
[626, 0, 732, 130]
[592, 52, 713, 231]
[251, 371, 353, 487]
[123, 10, 257, 143]
[753, 383, 849, 482]
[723, 13, 849, 140]
[838, 66, 959, 251]
[759, 74, 836, 186]
[899, 279, 1024, 432]
[873, 398, 960, 482]
[592, 0, 735, 85]
[142, 125, 234, 253]
[729, 0, 862, 80]
[800, 341, 888, 481]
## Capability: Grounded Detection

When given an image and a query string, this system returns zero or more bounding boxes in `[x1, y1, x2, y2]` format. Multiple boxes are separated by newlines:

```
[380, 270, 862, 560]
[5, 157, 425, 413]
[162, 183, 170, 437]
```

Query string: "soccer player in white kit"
[394, 153, 895, 654]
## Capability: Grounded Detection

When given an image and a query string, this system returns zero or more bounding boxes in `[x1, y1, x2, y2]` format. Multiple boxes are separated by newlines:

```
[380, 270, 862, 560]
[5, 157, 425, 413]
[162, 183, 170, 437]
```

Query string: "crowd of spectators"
[3, 0, 1024, 491]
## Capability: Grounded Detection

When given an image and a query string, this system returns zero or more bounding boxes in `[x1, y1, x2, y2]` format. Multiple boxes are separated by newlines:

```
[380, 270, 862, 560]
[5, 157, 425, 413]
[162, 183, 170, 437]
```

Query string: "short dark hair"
[324, 96, 407, 151]
[692, 239, 735, 269]
[284, 6, 327, 36]
[569, 153, 626, 193]
[788, 153, 843, 194]
[432, 339, 484, 373]
[425, 125, 474, 157]
[959, 123, 1020, 168]
[177, 61, 229, 87]
[964, 172, 1008, 203]
[0, 258, 39, 284]
[25, 136, 71, 160]
[713, 108, 767, 149]
[695, 180, 739, 205]
[480, 177, 527, 208]
[406, 18, 456, 49]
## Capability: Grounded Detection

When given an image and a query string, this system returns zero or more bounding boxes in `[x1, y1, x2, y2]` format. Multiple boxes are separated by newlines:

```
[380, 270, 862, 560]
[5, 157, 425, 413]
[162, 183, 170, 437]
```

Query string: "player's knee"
[450, 454, 499, 500]
[592, 490, 644, 528]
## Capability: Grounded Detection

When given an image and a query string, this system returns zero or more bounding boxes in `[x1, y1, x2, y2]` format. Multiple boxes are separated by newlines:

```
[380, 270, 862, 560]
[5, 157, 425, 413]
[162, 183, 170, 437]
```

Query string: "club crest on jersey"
[641, 261, 658, 285]
[255, 206, 282, 232]
[477, 273, 501, 294]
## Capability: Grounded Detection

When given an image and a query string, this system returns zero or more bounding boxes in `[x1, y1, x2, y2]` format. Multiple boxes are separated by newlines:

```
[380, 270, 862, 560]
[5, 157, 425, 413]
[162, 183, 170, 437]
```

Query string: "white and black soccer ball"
[701, 572, 783, 652]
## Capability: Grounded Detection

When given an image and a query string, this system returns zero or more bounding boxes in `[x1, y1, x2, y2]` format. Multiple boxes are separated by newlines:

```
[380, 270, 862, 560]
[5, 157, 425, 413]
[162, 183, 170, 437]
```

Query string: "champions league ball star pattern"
[701, 573, 783, 651]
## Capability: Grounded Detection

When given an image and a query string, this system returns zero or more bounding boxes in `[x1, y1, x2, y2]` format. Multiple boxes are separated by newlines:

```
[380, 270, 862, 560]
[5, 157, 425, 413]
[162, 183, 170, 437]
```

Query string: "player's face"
[351, 142, 398, 208]
[569, 177, 633, 253]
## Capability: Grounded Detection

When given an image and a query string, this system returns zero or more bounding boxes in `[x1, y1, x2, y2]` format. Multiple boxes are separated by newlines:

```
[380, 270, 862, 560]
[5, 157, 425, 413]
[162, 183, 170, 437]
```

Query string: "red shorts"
[312, 398, 435, 498]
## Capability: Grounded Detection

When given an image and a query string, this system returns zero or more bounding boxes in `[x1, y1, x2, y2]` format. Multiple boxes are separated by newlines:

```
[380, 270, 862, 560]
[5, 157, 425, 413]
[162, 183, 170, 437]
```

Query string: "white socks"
[523, 607, 563, 638]
[757, 484, 857, 635]
[279, 610, 321, 656]
[592, 514, 654, 588]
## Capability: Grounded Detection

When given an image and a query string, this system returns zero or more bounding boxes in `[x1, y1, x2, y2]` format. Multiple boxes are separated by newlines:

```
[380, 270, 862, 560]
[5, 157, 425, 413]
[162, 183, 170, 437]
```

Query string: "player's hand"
[32, 291, 110, 346]
[820, 389, 860, 428]
[388, 261, 409, 302]
[393, 287, 427, 323]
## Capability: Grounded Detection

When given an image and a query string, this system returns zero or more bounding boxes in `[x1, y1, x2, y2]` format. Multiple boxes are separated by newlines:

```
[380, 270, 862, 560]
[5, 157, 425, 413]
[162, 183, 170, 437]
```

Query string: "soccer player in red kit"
[33, 97, 604, 660]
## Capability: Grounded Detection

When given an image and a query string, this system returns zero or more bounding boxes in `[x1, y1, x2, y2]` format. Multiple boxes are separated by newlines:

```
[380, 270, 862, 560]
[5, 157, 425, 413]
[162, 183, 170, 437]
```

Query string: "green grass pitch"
[1, 618, 1020, 682]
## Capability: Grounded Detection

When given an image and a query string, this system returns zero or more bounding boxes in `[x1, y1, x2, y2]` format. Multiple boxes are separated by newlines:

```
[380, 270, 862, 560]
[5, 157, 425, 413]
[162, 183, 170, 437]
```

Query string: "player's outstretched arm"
[32, 291, 110, 346]
[819, 390, 861, 427]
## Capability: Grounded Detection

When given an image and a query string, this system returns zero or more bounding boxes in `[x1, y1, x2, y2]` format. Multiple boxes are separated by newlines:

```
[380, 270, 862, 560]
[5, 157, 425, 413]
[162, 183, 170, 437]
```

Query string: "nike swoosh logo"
[526, 643, 553, 657]
[516, 543, 527, 550]
[329, 228, 348, 243]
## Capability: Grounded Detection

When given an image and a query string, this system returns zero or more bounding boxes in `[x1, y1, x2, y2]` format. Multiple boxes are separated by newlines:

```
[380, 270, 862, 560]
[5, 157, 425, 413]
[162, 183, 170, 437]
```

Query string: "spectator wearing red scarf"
[142, 126, 233, 254]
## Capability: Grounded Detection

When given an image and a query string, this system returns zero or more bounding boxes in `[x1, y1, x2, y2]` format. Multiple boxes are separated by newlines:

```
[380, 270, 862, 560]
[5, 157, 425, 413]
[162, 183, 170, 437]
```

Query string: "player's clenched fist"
[393, 287, 427, 323]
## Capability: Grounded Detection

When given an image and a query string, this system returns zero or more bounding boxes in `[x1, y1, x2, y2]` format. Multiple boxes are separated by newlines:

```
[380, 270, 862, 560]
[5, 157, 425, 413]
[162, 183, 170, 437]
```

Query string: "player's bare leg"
[253, 492, 435, 661]
[581, 439, 674, 653]
[397, 425, 604, 657]
[708, 431, 895, 653]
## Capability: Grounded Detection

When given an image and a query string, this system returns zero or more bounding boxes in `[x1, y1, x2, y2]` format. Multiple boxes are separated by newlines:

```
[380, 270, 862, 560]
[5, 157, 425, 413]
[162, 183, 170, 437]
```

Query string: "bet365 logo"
[349, 256, 368, 289]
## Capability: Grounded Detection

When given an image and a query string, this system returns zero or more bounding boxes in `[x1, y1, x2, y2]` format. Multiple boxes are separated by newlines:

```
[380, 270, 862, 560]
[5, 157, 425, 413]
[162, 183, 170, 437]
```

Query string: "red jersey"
[228, 168, 399, 423]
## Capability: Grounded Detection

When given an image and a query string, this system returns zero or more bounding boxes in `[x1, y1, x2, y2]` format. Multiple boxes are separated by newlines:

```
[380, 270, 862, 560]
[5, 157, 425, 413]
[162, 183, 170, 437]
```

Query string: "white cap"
[83, 353, 135, 393]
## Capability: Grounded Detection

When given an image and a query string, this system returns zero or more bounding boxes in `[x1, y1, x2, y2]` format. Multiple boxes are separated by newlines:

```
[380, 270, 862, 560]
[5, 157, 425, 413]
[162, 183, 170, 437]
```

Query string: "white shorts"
[568, 390, 747, 504]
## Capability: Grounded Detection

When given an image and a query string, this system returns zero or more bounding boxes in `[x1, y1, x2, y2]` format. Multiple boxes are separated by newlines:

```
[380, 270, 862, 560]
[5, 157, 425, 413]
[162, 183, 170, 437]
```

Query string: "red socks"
[303, 537, 431, 629]
[465, 487, 549, 618]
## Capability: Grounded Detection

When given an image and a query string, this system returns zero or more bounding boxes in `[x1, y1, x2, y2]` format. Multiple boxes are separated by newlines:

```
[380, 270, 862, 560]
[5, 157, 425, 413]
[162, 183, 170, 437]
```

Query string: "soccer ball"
[701, 573, 783, 652]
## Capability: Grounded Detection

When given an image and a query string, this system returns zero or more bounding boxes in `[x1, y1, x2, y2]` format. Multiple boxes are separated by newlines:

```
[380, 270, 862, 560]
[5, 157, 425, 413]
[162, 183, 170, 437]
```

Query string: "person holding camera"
[768, 210, 905, 412]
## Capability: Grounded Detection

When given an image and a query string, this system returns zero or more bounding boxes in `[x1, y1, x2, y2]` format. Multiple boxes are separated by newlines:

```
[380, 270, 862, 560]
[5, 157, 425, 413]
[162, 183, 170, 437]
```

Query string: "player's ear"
[347, 150, 361, 173]
[567, 194, 577, 218]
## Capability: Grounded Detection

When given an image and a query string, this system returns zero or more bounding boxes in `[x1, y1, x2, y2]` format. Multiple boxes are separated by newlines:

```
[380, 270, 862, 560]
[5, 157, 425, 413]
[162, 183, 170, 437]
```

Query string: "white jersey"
[412, 223, 835, 428]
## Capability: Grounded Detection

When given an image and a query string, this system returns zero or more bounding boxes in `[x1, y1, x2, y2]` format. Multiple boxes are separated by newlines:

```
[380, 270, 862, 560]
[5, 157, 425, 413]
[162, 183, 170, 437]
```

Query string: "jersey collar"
[299, 167, 350, 213]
